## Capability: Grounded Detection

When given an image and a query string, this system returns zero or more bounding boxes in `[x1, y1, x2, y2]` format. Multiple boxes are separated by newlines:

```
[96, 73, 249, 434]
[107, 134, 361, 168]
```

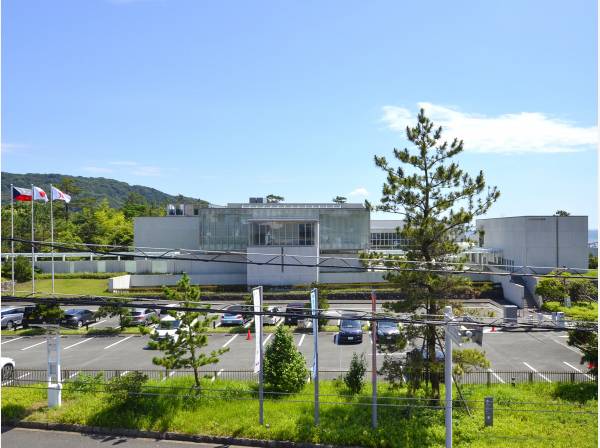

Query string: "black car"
[285, 302, 309, 325]
[376, 320, 401, 342]
[337, 319, 363, 344]
[61, 309, 96, 328]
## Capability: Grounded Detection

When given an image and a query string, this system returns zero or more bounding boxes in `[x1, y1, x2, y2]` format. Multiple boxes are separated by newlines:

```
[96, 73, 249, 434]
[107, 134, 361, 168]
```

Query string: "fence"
[2, 368, 596, 387]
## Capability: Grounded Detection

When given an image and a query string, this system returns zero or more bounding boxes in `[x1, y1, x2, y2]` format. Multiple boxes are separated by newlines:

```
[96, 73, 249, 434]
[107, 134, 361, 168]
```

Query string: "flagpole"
[31, 184, 35, 295]
[50, 184, 55, 293]
[10, 184, 15, 295]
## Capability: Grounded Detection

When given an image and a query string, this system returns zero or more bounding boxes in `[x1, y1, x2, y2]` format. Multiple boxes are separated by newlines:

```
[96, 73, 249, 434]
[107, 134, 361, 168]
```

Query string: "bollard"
[486, 371, 491, 387]
[528, 372, 533, 383]
[570, 372, 575, 383]
[511, 377, 516, 387]
[484, 397, 493, 427]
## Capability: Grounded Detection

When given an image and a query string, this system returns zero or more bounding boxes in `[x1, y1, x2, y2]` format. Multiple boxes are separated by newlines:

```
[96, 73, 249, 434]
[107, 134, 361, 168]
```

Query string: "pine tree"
[372, 108, 499, 399]
[263, 325, 308, 393]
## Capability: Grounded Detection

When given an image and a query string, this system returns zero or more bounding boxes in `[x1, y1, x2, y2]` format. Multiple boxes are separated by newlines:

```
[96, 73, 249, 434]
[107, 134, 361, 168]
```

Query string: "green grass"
[3, 378, 597, 447]
[1, 326, 142, 337]
[13, 278, 113, 297]
[541, 301, 598, 321]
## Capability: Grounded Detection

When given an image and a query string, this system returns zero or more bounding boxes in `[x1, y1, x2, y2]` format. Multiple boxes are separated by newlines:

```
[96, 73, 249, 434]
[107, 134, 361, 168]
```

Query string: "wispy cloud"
[82, 166, 114, 174]
[83, 161, 161, 177]
[1, 142, 30, 154]
[381, 103, 597, 154]
[348, 187, 369, 198]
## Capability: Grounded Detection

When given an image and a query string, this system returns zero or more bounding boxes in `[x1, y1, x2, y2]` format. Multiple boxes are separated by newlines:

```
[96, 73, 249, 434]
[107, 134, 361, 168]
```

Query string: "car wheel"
[77, 321, 83, 328]
[6, 321, 14, 331]
[2, 364, 14, 381]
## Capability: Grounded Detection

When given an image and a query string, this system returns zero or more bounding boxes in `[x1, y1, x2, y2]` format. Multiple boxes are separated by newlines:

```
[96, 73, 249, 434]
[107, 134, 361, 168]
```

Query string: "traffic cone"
[246, 329, 252, 341]
[491, 326, 496, 333]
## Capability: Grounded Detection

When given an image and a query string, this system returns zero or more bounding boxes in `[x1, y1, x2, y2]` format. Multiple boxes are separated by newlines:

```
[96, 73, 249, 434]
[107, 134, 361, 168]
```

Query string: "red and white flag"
[51, 186, 71, 203]
[33, 186, 48, 202]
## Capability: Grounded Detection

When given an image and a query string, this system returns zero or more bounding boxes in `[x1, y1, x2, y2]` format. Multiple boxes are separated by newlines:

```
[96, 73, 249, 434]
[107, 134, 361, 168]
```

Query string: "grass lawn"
[3, 377, 597, 448]
[12, 278, 113, 297]
[0, 326, 142, 337]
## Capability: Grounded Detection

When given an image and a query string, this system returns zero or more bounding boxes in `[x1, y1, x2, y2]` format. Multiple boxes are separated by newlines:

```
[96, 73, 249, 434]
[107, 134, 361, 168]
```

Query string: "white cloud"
[348, 187, 369, 198]
[109, 161, 138, 166]
[82, 166, 114, 174]
[1, 142, 30, 154]
[381, 103, 597, 154]
[132, 165, 161, 177]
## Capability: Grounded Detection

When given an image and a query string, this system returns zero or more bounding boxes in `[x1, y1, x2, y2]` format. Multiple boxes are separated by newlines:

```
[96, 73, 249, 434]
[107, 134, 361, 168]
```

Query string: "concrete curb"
[3, 421, 357, 448]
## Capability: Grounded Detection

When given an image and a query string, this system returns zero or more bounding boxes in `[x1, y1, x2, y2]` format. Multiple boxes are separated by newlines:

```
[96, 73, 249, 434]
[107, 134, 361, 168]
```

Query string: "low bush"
[105, 371, 148, 404]
[344, 353, 367, 394]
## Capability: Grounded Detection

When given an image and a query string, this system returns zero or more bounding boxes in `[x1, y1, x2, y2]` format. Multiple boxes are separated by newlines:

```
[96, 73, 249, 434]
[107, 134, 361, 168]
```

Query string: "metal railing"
[2, 368, 596, 387]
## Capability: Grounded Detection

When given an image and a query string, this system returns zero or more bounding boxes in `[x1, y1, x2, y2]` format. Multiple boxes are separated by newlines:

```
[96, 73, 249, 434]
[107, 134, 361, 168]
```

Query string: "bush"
[344, 353, 367, 394]
[1, 256, 33, 283]
[105, 371, 148, 404]
[67, 372, 104, 394]
[568, 279, 598, 302]
[536, 277, 568, 301]
[263, 325, 308, 394]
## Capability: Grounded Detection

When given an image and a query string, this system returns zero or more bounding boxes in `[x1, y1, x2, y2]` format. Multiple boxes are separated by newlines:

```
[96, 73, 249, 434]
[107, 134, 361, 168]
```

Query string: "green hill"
[1, 172, 207, 209]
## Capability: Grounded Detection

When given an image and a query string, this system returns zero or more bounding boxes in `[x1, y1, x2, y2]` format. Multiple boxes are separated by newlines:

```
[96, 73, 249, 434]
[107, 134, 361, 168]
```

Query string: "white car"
[263, 306, 282, 325]
[1, 357, 15, 381]
[154, 315, 182, 342]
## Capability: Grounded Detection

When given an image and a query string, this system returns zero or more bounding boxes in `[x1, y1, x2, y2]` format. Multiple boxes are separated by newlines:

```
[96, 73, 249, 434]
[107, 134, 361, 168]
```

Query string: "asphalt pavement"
[1, 427, 251, 448]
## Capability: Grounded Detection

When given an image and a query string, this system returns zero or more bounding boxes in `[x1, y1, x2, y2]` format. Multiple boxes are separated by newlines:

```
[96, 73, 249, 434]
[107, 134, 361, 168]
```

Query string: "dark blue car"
[337, 319, 363, 344]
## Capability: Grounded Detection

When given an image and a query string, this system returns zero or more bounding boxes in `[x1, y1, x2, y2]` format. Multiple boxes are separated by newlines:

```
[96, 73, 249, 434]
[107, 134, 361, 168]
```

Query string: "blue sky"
[2, 0, 598, 227]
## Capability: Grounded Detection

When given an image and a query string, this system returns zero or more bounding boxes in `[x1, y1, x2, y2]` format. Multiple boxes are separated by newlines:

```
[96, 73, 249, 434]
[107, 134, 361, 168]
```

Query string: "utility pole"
[443, 305, 454, 448]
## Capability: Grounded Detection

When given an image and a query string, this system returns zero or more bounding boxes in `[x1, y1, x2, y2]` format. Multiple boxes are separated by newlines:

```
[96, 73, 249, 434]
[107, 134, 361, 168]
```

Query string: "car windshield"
[159, 320, 181, 330]
[378, 320, 397, 329]
[341, 320, 361, 329]
[65, 310, 81, 315]
[130, 311, 143, 316]
[223, 313, 241, 318]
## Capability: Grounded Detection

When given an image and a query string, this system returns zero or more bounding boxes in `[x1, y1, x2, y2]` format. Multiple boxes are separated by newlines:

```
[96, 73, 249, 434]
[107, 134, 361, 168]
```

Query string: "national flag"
[33, 186, 48, 202]
[12, 186, 32, 202]
[51, 186, 71, 203]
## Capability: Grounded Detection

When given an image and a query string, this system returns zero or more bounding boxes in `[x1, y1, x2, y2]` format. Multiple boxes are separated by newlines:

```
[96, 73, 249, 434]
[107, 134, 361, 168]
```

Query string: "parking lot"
[1, 322, 586, 382]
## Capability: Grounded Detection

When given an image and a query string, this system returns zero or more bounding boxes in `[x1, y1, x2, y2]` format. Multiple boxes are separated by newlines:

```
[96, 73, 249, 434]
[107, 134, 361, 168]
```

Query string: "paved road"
[1, 325, 584, 376]
[1, 427, 250, 448]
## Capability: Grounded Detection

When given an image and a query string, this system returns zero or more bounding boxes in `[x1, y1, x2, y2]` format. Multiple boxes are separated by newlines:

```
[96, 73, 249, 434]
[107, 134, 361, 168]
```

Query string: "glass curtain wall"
[249, 222, 314, 246]
[319, 209, 369, 250]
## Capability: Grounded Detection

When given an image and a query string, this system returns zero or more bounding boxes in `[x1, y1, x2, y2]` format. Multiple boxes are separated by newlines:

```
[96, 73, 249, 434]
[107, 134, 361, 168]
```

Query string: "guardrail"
[2, 368, 596, 386]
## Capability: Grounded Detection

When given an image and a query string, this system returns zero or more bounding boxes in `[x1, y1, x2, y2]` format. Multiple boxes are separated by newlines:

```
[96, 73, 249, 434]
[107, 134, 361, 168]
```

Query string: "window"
[249, 222, 314, 246]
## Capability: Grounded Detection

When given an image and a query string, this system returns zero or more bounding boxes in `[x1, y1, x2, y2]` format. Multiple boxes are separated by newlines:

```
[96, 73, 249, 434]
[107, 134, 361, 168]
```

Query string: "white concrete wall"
[477, 216, 588, 271]
[134, 217, 200, 250]
[522, 275, 543, 308]
[488, 267, 525, 308]
[108, 275, 131, 292]
[129, 273, 246, 286]
[320, 272, 386, 283]
[246, 246, 318, 286]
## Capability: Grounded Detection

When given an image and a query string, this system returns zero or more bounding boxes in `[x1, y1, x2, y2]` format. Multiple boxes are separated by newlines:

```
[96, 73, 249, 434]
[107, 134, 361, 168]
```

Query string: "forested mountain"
[1, 172, 206, 208]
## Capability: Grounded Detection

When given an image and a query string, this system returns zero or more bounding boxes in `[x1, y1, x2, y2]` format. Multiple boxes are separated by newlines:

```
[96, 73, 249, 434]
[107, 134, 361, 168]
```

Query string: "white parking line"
[103, 336, 134, 350]
[550, 338, 581, 354]
[523, 362, 551, 382]
[263, 333, 273, 346]
[243, 319, 254, 329]
[87, 320, 107, 328]
[68, 371, 80, 379]
[64, 337, 94, 350]
[275, 318, 284, 327]
[1, 336, 25, 345]
[222, 334, 238, 348]
[563, 361, 594, 379]
[298, 334, 306, 347]
[161, 371, 176, 381]
[21, 340, 46, 351]
[487, 368, 505, 384]
[120, 370, 130, 377]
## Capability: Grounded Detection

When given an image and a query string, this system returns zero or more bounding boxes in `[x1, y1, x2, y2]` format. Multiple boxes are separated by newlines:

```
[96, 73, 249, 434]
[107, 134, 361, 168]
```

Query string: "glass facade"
[197, 205, 370, 251]
[249, 222, 315, 246]
[370, 232, 410, 250]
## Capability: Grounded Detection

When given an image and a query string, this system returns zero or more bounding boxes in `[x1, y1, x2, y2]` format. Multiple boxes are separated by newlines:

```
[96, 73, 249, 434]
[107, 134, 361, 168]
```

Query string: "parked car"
[21, 305, 49, 327]
[154, 315, 183, 342]
[337, 319, 363, 344]
[1, 357, 15, 381]
[263, 306, 282, 325]
[284, 302, 309, 325]
[0, 307, 25, 330]
[376, 319, 401, 342]
[61, 309, 96, 328]
[220, 305, 252, 326]
[128, 308, 157, 326]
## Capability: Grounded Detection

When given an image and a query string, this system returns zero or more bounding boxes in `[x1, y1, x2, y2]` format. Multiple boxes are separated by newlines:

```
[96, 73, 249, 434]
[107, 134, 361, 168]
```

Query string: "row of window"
[370, 232, 411, 249]
[249, 222, 315, 246]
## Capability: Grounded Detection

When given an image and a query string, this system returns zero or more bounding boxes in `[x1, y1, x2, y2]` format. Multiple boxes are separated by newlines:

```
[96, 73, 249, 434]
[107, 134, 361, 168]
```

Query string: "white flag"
[51, 186, 72, 203]
[33, 186, 48, 202]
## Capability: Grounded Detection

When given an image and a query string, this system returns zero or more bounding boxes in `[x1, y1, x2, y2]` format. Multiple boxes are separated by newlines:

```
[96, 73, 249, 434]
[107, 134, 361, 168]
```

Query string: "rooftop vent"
[249, 197, 264, 204]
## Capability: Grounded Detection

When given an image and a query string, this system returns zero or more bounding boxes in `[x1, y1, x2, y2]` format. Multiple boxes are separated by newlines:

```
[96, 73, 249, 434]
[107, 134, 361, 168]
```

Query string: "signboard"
[446, 324, 463, 346]
[252, 287, 262, 374]
[484, 397, 493, 426]
[310, 289, 318, 379]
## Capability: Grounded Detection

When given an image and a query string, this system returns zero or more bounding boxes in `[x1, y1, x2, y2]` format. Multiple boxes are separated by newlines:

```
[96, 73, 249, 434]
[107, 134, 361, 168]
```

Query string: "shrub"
[1, 256, 33, 283]
[536, 278, 568, 301]
[568, 279, 598, 302]
[105, 371, 148, 404]
[263, 325, 308, 394]
[344, 353, 367, 394]
[67, 372, 104, 394]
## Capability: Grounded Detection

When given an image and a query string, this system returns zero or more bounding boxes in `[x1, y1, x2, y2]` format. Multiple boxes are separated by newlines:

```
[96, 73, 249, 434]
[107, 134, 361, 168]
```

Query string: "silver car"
[1, 307, 24, 330]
